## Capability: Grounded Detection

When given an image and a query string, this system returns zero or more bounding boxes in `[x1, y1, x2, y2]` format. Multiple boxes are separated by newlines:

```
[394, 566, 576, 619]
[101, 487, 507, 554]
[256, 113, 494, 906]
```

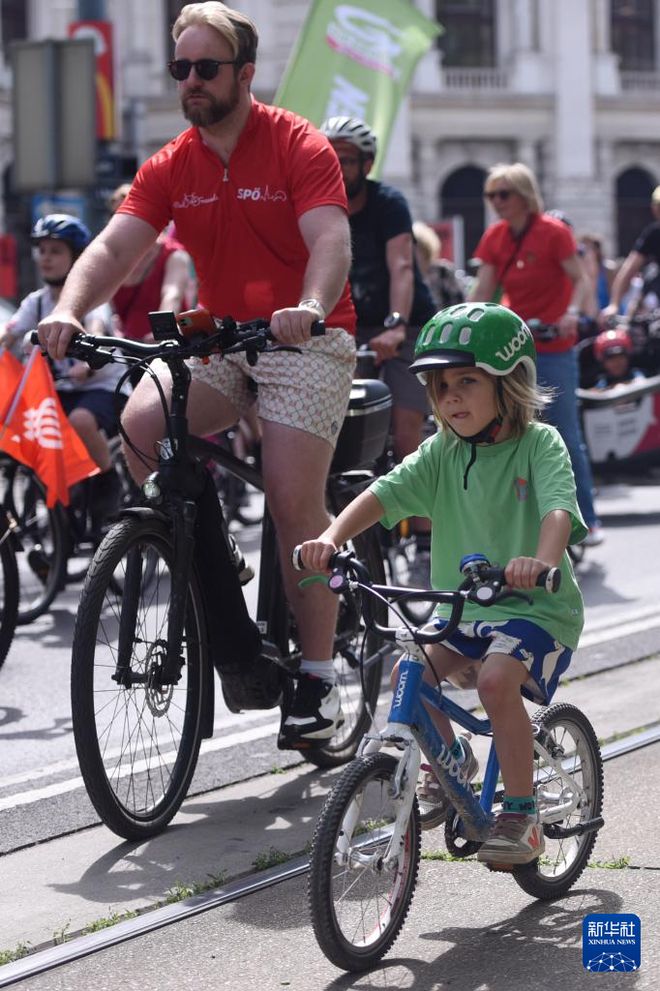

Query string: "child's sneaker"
[477, 812, 545, 865]
[416, 736, 479, 830]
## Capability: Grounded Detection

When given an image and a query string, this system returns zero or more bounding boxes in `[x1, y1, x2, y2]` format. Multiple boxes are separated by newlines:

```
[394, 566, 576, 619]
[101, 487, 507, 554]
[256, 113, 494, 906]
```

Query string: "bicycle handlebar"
[291, 545, 560, 645]
[30, 309, 326, 368]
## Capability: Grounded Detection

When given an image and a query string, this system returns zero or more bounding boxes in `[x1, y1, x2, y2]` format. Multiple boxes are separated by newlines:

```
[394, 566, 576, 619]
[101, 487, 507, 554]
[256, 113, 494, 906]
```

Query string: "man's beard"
[181, 81, 239, 127]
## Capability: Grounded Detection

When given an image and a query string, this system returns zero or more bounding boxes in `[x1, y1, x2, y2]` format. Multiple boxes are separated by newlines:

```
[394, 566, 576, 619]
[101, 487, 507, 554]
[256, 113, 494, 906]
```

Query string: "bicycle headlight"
[142, 473, 162, 503]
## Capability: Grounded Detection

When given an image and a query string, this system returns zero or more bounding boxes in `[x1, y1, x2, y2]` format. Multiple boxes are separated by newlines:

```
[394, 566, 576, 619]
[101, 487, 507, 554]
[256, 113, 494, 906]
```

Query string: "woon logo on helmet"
[495, 324, 531, 363]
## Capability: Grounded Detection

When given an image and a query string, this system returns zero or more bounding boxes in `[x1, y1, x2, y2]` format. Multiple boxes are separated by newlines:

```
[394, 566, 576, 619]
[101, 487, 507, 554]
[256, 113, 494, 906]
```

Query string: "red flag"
[0, 350, 99, 506]
[0, 350, 24, 422]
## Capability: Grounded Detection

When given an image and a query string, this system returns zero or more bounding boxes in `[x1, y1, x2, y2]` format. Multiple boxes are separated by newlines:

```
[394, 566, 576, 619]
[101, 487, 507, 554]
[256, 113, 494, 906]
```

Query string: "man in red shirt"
[38, 2, 356, 750]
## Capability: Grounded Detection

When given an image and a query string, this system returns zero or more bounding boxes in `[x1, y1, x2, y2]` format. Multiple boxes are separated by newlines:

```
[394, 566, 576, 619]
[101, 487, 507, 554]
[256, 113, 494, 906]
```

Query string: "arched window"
[435, 1, 496, 67]
[611, 0, 655, 71]
[616, 166, 656, 255]
[440, 166, 487, 262]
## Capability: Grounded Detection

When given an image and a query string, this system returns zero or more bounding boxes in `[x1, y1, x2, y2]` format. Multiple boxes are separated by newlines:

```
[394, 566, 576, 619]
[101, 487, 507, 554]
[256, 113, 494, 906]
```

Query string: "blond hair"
[485, 162, 544, 214]
[413, 221, 441, 268]
[426, 363, 552, 440]
[109, 182, 132, 213]
[172, 3, 258, 65]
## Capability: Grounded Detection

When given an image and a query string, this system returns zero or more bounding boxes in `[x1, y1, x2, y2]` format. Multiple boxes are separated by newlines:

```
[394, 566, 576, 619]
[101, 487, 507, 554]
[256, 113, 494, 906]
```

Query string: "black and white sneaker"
[277, 674, 344, 751]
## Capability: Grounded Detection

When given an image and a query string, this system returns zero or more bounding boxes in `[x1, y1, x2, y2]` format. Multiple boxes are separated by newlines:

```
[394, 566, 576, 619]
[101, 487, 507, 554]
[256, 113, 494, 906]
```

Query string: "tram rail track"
[1, 722, 659, 988]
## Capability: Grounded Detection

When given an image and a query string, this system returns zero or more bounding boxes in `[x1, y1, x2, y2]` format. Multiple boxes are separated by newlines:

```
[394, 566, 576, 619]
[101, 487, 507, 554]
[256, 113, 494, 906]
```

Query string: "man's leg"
[260, 419, 346, 749]
[121, 362, 242, 483]
[260, 419, 337, 661]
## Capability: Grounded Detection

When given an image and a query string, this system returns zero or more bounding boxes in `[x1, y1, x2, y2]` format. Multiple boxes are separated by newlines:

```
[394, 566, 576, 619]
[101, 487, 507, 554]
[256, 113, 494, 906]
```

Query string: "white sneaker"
[582, 525, 604, 547]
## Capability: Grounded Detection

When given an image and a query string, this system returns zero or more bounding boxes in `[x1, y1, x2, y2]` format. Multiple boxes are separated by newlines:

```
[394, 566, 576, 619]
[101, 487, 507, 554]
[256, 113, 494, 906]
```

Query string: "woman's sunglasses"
[168, 58, 237, 81]
[485, 189, 513, 202]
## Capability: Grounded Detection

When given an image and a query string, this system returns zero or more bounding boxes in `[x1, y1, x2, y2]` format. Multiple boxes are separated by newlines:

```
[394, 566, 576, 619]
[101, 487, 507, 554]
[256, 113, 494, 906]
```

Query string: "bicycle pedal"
[484, 861, 515, 873]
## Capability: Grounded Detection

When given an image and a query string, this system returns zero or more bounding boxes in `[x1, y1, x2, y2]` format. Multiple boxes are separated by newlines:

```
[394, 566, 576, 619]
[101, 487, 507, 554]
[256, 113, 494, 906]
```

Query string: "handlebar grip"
[29, 330, 40, 346]
[310, 320, 325, 337]
[537, 567, 561, 593]
[291, 545, 305, 571]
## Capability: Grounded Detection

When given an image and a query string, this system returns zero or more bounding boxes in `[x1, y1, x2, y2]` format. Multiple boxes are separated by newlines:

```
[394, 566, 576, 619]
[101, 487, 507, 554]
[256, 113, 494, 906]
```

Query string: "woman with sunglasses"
[468, 163, 603, 546]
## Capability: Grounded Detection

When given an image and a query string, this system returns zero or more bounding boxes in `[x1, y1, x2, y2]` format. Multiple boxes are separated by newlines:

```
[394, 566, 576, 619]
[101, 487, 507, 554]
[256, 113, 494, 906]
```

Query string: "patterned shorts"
[188, 327, 356, 446]
[433, 617, 573, 704]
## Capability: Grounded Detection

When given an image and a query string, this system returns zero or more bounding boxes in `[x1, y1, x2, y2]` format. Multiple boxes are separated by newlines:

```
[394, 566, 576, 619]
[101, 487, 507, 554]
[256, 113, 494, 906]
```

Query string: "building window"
[616, 166, 655, 255]
[164, 0, 187, 57]
[611, 0, 655, 72]
[435, 1, 496, 68]
[440, 165, 487, 263]
[2, 0, 27, 58]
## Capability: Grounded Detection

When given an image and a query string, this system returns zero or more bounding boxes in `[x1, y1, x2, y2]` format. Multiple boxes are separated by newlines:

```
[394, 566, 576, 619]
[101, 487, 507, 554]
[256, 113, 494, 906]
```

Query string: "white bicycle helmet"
[320, 117, 378, 158]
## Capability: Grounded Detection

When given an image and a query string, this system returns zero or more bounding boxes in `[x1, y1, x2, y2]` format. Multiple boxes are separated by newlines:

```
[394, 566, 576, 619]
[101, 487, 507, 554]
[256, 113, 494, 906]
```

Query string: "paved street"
[0, 479, 659, 986]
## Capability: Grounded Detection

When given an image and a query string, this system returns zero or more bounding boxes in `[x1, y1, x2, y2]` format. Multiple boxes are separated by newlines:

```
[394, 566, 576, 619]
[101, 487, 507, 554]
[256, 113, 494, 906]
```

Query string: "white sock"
[300, 659, 336, 683]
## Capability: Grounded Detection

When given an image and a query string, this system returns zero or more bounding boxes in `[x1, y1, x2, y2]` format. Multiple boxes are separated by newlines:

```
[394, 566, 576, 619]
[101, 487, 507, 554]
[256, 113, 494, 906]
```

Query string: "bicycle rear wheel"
[71, 516, 209, 839]
[1, 461, 67, 625]
[305, 524, 387, 769]
[0, 514, 19, 669]
[513, 703, 604, 899]
[308, 752, 421, 972]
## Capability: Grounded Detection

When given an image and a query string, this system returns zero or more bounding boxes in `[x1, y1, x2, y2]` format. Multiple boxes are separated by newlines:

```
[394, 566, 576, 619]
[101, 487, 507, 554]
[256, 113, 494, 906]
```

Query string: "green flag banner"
[274, 1, 441, 175]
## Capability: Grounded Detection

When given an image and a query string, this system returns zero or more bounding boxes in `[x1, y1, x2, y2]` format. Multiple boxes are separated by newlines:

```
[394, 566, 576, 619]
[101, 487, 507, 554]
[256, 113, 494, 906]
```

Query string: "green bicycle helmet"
[410, 302, 536, 384]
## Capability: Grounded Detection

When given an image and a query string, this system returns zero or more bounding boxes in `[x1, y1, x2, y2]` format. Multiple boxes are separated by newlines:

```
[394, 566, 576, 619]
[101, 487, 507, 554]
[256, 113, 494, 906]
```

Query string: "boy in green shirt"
[298, 302, 586, 866]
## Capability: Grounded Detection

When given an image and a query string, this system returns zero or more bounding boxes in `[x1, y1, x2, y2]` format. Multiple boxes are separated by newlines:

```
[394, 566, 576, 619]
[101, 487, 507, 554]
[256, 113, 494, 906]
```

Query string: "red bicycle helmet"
[594, 328, 632, 361]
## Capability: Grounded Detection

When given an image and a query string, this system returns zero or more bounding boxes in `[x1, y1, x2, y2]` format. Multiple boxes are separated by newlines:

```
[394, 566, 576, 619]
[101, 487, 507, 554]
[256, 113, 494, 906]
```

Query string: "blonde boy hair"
[172, 3, 258, 66]
[485, 162, 544, 214]
[425, 363, 552, 440]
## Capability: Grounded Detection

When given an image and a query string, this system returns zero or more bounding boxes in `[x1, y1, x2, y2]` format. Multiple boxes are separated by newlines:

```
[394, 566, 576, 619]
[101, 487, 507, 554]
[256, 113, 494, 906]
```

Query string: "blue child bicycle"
[297, 550, 605, 972]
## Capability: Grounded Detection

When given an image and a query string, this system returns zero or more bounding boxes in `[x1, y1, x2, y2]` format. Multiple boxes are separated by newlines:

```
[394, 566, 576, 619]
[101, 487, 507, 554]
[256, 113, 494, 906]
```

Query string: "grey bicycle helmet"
[320, 116, 378, 158]
[31, 214, 92, 258]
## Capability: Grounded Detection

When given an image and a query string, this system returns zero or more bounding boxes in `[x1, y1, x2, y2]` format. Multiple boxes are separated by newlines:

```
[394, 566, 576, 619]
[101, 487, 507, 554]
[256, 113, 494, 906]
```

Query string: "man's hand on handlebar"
[270, 305, 322, 346]
[38, 312, 86, 361]
[368, 327, 406, 365]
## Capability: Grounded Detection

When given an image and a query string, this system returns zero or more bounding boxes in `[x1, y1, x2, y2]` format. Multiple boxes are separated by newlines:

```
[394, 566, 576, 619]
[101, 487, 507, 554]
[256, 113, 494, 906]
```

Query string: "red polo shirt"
[474, 214, 577, 353]
[118, 100, 356, 333]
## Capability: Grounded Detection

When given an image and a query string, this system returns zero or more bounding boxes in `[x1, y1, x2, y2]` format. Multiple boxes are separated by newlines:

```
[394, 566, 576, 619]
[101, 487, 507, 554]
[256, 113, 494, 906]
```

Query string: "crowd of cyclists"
[2, 0, 658, 865]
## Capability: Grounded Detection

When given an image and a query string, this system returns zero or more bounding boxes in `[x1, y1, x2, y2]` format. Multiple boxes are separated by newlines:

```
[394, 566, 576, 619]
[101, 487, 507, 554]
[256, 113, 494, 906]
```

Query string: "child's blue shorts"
[432, 617, 572, 704]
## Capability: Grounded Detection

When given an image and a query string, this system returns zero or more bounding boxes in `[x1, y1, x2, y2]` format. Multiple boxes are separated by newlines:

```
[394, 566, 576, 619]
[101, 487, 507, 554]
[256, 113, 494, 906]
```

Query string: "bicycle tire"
[512, 702, 604, 899]
[304, 523, 387, 769]
[0, 515, 19, 669]
[308, 752, 421, 972]
[71, 516, 208, 839]
[384, 527, 435, 625]
[1, 462, 68, 625]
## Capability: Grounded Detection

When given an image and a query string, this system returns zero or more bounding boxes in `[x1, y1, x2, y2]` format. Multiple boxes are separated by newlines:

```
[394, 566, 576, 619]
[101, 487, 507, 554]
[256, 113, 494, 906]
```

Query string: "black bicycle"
[37, 311, 393, 839]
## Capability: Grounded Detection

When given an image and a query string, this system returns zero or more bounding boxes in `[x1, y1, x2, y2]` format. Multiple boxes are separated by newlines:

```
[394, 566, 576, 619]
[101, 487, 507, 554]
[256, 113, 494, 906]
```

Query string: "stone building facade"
[1, 0, 660, 286]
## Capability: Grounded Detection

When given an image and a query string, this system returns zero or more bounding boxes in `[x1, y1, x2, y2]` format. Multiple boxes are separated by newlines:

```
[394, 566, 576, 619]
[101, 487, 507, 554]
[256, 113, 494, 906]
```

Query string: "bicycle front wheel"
[513, 703, 604, 899]
[305, 524, 387, 769]
[0, 514, 19, 669]
[71, 516, 209, 839]
[308, 752, 421, 972]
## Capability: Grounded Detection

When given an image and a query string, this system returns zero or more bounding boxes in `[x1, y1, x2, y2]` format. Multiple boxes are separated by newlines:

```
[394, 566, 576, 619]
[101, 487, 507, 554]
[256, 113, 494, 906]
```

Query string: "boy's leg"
[476, 652, 543, 864]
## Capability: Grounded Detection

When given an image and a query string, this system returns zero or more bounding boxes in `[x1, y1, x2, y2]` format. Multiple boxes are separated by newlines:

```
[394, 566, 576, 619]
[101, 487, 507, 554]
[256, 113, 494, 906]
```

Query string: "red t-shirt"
[474, 214, 577, 353]
[118, 100, 356, 333]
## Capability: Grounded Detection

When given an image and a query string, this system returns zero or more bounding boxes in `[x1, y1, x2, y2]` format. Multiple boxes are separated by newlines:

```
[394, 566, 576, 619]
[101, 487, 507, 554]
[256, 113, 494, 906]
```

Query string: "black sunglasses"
[485, 189, 512, 202]
[168, 58, 237, 81]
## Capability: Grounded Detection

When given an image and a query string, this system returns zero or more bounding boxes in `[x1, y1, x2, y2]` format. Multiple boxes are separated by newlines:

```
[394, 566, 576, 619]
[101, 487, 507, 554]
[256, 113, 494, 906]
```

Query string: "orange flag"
[0, 349, 99, 507]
